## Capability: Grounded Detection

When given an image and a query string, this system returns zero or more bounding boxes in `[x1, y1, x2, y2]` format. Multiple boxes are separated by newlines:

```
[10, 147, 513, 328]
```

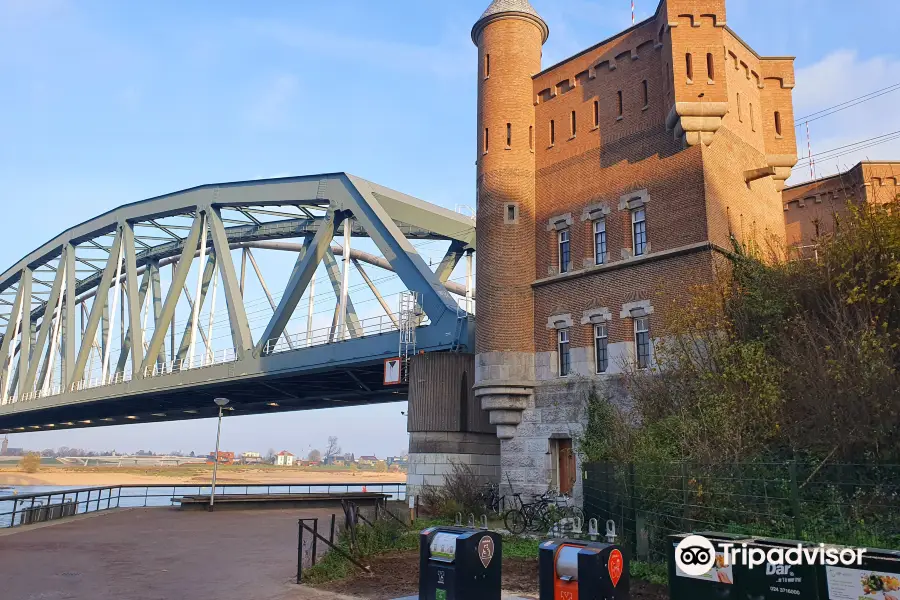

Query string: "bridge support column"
[406, 353, 500, 498]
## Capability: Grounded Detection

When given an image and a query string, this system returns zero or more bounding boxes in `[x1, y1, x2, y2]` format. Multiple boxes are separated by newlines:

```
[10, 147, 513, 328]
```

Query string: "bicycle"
[481, 482, 504, 515]
[503, 492, 556, 534]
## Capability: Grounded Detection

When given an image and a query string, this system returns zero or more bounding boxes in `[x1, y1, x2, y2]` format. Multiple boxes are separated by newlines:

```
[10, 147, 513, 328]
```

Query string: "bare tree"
[308, 449, 322, 462]
[324, 437, 341, 460]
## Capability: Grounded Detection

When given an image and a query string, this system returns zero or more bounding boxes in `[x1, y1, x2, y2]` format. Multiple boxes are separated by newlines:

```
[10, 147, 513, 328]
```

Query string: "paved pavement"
[0, 506, 348, 600]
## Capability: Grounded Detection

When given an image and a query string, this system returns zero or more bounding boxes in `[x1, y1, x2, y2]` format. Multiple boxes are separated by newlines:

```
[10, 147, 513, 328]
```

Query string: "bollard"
[606, 520, 618, 544]
[589, 518, 600, 541]
[539, 538, 629, 599]
[419, 525, 502, 600]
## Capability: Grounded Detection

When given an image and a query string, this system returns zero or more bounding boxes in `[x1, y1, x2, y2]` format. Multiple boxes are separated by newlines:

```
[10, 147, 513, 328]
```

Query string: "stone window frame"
[619, 190, 651, 259]
[581, 307, 613, 375]
[557, 328, 571, 377]
[580, 203, 611, 267]
[548, 213, 574, 274]
[620, 300, 654, 370]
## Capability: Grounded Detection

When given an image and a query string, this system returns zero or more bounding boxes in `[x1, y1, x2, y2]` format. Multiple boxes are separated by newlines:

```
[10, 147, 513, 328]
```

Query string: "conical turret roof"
[472, 0, 549, 44]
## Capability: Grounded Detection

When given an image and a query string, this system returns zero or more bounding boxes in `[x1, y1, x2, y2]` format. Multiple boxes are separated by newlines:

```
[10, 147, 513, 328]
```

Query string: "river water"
[0, 483, 406, 528]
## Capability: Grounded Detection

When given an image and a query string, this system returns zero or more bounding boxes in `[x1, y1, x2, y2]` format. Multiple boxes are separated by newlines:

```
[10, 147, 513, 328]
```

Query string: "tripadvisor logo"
[675, 535, 867, 576]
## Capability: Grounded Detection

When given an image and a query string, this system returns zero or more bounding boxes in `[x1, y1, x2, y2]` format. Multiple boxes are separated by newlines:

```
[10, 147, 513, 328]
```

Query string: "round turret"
[472, 0, 548, 440]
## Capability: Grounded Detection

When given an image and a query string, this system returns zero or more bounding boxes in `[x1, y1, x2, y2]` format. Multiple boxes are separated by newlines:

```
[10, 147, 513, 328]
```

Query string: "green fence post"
[681, 461, 690, 533]
[788, 460, 804, 540]
[628, 463, 638, 552]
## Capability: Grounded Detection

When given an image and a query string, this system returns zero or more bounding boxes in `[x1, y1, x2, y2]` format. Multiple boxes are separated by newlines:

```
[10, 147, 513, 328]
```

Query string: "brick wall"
[783, 162, 900, 250]
[475, 16, 543, 354]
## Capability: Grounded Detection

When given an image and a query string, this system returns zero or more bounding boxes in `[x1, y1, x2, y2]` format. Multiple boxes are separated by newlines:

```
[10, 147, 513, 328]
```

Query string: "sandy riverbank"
[0, 466, 407, 487]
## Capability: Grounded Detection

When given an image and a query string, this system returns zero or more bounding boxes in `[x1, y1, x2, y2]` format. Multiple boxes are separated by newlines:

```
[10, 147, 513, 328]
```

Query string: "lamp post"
[209, 397, 230, 511]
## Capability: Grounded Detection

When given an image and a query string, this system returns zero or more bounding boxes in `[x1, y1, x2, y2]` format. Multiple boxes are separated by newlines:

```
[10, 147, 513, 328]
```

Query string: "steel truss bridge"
[0, 173, 476, 433]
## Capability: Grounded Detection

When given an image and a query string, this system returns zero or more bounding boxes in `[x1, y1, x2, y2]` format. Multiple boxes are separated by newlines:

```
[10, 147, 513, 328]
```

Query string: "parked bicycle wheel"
[504, 509, 527, 534]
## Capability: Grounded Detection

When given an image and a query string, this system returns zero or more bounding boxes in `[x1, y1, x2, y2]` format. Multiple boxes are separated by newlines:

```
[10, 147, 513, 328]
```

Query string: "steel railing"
[263, 312, 417, 355]
[4, 349, 240, 406]
[0, 481, 407, 529]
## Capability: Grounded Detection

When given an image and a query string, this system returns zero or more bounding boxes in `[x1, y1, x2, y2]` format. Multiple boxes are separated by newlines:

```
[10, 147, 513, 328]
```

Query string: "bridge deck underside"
[0, 359, 407, 431]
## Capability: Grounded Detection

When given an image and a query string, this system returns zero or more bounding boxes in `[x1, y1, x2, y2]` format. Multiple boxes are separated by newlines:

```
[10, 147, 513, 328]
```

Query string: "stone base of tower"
[406, 353, 499, 498]
[488, 373, 631, 505]
[406, 431, 501, 495]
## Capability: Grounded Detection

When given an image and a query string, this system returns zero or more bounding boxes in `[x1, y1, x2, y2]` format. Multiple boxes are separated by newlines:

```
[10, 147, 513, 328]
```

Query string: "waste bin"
[668, 532, 751, 600]
[820, 547, 900, 599]
[539, 538, 629, 599]
[733, 537, 822, 599]
[418, 526, 502, 600]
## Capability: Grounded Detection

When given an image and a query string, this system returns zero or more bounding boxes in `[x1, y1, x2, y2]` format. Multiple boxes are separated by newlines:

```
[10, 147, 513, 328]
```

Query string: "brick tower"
[471, 0, 548, 439]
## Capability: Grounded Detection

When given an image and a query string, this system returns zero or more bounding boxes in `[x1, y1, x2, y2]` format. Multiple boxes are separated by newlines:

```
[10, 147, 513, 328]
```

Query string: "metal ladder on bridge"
[398, 291, 420, 383]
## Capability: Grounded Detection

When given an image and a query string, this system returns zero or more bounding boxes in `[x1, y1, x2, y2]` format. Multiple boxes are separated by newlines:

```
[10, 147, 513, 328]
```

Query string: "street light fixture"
[209, 397, 230, 511]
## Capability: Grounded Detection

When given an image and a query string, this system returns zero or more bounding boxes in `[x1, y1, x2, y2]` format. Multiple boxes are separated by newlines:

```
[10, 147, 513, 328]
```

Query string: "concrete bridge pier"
[405, 353, 500, 497]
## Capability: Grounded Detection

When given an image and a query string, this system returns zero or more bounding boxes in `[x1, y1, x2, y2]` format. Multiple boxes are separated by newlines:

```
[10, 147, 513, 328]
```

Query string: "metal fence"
[0, 482, 407, 529]
[583, 461, 900, 563]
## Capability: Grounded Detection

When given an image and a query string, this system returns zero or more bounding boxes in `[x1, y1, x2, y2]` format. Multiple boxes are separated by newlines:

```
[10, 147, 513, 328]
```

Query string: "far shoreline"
[0, 466, 407, 488]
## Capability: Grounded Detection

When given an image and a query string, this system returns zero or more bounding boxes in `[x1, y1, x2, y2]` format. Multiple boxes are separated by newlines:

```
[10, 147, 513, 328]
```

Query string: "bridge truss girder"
[0, 173, 476, 433]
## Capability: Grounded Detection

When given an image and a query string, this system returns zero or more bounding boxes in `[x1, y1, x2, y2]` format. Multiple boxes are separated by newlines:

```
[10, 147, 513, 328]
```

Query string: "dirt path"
[315, 551, 668, 599]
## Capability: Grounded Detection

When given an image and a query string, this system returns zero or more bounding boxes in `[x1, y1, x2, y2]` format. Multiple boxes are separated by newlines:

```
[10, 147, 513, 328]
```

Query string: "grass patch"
[304, 518, 418, 584]
[502, 535, 541, 559]
[631, 560, 668, 586]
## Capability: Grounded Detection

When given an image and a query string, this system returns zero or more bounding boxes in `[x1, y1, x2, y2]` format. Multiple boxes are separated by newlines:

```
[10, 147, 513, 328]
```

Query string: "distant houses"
[240, 451, 262, 465]
[275, 451, 295, 467]
[206, 451, 235, 465]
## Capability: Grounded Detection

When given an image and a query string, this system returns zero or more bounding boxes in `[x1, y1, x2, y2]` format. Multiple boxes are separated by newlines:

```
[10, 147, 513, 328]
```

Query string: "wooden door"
[557, 438, 576, 494]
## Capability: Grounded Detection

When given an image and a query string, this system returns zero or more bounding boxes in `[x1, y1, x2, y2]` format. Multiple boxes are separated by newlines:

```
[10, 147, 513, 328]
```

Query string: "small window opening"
[617, 90, 623, 117]
[706, 52, 715, 82]
[593, 100, 599, 127]
[642, 80, 649, 107]
[529, 125, 534, 150]
[737, 92, 742, 122]
[484, 127, 489, 153]
[774, 111, 782, 137]
[550, 119, 556, 145]
[506, 204, 517, 222]
[571, 110, 577, 136]
[484, 54, 490, 78]
[686, 53, 693, 82]
[506, 123, 512, 148]
[750, 103, 755, 131]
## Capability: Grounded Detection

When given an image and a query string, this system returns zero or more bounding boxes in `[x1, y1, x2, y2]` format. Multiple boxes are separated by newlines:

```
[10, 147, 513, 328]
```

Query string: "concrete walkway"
[0, 506, 342, 600]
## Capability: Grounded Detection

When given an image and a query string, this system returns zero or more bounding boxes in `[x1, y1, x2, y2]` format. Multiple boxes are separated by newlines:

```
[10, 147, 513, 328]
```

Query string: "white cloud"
[789, 50, 900, 184]
[246, 74, 300, 129]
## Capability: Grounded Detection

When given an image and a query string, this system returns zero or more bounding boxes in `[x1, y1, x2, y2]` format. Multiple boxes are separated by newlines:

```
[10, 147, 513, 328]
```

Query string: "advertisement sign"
[827, 566, 900, 599]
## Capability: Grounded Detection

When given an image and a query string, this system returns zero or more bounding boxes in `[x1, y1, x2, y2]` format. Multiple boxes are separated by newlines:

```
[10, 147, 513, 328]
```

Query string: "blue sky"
[2, 0, 899, 457]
